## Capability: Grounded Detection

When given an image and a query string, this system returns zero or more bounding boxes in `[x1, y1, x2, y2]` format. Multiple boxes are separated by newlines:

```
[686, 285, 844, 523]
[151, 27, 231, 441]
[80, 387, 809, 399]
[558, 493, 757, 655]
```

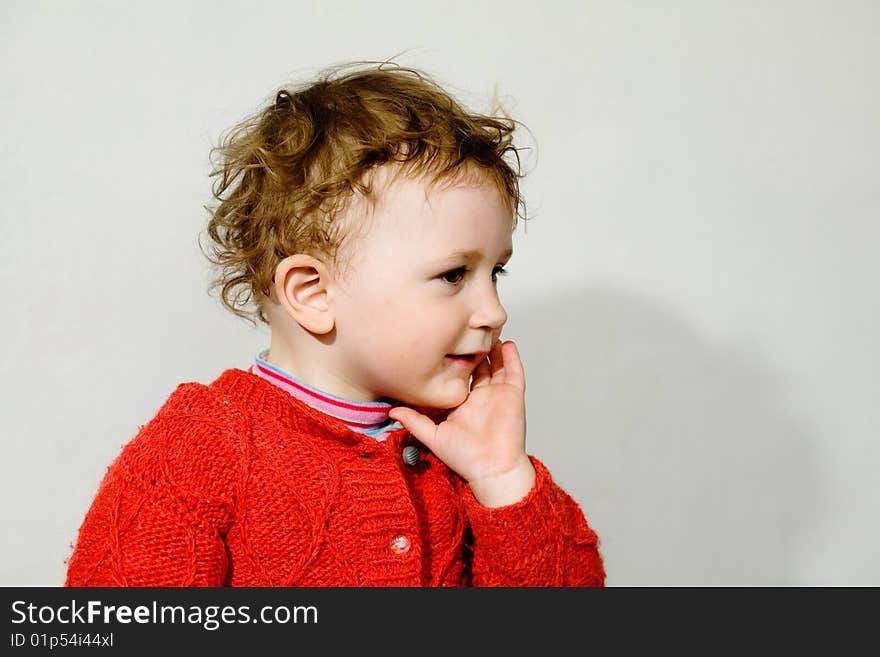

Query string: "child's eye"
[440, 266, 509, 286]
[440, 267, 467, 285]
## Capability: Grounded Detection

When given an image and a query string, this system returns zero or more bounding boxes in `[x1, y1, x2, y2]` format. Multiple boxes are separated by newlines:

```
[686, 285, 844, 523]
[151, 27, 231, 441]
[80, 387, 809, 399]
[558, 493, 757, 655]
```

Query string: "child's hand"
[388, 339, 536, 508]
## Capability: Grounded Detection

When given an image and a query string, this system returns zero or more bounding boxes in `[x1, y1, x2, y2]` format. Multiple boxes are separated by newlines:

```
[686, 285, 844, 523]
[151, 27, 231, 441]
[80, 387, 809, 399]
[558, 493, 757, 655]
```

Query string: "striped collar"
[249, 348, 403, 441]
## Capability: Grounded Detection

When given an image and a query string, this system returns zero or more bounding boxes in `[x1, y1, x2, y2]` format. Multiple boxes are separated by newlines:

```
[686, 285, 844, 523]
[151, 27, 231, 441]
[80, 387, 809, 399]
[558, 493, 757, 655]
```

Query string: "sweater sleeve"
[65, 387, 238, 587]
[457, 455, 605, 587]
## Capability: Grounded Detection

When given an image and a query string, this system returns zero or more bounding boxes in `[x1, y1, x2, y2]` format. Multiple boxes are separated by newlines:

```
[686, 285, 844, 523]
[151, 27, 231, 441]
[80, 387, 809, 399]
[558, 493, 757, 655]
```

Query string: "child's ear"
[273, 254, 335, 334]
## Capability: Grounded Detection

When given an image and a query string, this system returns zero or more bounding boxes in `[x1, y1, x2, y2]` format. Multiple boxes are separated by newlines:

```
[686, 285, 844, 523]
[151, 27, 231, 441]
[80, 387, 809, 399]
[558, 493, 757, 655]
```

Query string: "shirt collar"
[250, 348, 403, 440]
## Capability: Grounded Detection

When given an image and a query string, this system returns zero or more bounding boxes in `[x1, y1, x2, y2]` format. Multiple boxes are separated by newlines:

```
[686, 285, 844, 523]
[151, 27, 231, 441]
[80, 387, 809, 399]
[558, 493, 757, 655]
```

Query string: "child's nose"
[469, 289, 508, 330]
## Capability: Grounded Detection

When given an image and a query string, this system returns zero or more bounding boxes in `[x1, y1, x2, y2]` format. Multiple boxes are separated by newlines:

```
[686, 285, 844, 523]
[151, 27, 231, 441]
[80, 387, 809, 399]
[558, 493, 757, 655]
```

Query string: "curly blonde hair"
[200, 59, 531, 327]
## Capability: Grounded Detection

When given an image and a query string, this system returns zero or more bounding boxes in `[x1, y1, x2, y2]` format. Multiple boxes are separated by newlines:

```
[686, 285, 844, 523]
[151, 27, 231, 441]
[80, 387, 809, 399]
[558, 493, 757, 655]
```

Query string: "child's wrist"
[467, 457, 536, 508]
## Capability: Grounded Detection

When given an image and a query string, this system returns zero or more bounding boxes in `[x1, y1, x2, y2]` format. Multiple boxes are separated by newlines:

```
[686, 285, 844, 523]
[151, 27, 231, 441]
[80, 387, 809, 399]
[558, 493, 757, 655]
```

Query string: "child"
[64, 61, 605, 587]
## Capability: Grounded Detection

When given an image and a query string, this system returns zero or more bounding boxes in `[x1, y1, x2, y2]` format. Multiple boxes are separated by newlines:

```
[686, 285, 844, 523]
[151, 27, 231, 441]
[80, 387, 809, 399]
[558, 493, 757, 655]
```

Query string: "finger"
[471, 354, 492, 389]
[501, 340, 525, 391]
[388, 407, 439, 448]
[489, 338, 506, 383]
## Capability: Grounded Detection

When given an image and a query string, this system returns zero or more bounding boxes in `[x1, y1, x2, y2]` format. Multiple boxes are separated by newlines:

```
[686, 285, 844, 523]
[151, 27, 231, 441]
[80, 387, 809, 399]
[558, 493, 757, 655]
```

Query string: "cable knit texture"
[65, 368, 605, 587]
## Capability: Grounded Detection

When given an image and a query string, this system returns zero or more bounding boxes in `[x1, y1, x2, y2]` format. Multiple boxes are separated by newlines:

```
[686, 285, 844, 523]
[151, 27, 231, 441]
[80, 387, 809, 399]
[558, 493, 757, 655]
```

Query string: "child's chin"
[433, 387, 470, 410]
[409, 384, 469, 412]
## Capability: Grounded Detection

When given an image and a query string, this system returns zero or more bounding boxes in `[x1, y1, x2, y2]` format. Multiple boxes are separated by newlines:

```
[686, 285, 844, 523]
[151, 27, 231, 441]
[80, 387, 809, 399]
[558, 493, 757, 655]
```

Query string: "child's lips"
[446, 353, 485, 368]
[447, 359, 473, 371]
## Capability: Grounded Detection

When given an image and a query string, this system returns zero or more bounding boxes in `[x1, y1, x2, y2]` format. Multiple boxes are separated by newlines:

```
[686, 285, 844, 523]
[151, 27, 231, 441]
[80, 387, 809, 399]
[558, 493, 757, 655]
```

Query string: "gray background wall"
[2, 0, 877, 585]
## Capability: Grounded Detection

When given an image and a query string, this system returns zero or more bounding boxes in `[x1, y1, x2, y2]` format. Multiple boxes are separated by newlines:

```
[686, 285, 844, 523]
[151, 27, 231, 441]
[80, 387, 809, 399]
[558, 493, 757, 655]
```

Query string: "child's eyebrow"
[432, 247, 514, 264]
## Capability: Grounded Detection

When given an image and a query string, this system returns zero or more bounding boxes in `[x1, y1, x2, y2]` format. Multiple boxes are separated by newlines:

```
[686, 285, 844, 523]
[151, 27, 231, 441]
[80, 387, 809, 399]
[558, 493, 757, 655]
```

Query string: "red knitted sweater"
[65, 368, 605, 586]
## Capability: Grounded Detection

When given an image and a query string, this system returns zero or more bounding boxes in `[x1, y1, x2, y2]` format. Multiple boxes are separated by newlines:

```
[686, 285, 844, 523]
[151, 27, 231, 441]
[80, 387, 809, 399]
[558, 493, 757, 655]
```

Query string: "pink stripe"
[254, 362, 388, 414]
[252, 363, 389, 429]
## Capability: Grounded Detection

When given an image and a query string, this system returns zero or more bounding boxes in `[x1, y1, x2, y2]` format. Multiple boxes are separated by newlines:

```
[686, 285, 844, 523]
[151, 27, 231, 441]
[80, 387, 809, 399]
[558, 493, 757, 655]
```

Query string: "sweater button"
[389, 534, 411, 554]
[402, 445, 420, 466]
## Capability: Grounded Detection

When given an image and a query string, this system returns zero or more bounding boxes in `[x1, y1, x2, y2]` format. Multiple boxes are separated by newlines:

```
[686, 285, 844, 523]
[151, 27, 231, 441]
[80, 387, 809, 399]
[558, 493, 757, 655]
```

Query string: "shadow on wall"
[508, 284, 822, 586]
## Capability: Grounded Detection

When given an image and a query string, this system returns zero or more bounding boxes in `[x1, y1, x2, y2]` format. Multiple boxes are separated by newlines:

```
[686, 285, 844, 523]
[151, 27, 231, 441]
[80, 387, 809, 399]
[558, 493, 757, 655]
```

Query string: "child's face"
[332, 167, 513, 409]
